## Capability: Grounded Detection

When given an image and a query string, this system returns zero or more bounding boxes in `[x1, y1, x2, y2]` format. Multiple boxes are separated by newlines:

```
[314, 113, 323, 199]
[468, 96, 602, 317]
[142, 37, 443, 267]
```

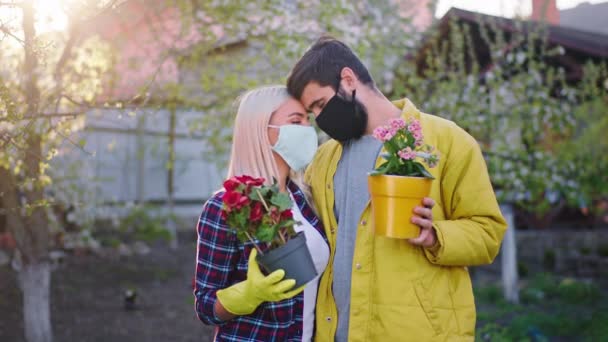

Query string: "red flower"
[222, 191, 242, 210]
[280, 209, 293, 220]
[236, 194, 250, 209]
[250, 178, 265, 186]
[249, 201, 264, 222]
[269, 206, 281, 222]
[236, 175, 265, 187]
[235, 175, 253, 183]
[223, 177, 241, 192]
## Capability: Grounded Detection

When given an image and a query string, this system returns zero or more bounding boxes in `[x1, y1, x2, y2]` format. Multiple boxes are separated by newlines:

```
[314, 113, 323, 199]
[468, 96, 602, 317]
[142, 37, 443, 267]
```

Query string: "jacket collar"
[392, 98, 422, 120]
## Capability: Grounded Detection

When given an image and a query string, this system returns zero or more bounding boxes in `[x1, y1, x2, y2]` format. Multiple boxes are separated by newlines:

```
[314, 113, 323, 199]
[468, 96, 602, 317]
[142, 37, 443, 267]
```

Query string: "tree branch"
[0, 2, 21, 7]
[46, 116, 94, 156]
[0, 22, 24, 44]
[51, 0, 120, 114]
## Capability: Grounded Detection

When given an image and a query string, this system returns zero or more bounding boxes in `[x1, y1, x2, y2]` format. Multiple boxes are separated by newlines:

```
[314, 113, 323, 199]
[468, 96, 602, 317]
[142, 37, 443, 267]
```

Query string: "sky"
[2, 0, 607, 34]
[435, 0, 608, 18]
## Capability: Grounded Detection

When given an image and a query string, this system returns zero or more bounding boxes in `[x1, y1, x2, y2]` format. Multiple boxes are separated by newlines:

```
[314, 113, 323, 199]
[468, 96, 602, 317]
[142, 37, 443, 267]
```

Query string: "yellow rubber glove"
[216, 249, 304, 315]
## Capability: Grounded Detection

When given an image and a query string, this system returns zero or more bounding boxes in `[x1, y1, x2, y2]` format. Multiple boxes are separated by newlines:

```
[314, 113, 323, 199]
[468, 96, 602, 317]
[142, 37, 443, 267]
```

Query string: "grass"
[475, 273, 607, 341]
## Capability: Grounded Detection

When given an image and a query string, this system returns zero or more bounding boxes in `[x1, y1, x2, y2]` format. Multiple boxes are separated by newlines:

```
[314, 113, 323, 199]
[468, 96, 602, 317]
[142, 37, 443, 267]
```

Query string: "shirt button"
[327, 184, 331, 189]
[356, 263, 362, 270]
[360, 220, 367, 226]
[326, 316, 332, 321]
[330, 228, 336, 234]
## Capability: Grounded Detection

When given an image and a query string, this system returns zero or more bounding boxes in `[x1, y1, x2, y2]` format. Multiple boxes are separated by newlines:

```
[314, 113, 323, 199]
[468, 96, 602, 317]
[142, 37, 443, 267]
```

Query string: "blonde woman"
[194, 86, 329, 341]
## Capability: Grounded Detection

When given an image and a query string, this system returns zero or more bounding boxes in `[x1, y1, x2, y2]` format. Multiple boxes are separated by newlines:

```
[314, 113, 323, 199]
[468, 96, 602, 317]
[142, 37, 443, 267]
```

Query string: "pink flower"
[385, 128, 397, 141]
[373, 126, 388, 141]
[372, 125, 396, 142]
[389, 118, 406, 130]
[407, 119, 422, 134]
[413, 131, 423, 146]
[398, 147, 416, 160]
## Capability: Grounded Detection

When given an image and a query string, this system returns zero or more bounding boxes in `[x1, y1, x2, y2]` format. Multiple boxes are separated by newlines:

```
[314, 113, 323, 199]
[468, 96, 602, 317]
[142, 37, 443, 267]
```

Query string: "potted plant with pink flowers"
[368, 118, 440, 238]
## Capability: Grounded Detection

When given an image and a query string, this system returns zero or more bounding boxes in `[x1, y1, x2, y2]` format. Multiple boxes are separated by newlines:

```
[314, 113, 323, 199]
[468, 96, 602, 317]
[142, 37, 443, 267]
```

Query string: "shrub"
[119, 205, 173, 243]
[517, 261, 529, 278]
[598, 243, 608, 257]
[557, 278, 600, 304]
[543, 249, 556, 271]
[475, 284, 503, 304]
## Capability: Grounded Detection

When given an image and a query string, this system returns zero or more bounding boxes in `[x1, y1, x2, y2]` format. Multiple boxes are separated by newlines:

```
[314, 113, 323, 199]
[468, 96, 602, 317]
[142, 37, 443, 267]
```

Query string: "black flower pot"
[256, 232, 317, 288]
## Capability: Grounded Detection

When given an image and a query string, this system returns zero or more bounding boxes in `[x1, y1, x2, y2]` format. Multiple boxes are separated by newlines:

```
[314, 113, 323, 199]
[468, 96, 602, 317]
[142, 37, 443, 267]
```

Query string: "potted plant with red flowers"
[221, 175, 317, 287]
[368, 118, 440, 239]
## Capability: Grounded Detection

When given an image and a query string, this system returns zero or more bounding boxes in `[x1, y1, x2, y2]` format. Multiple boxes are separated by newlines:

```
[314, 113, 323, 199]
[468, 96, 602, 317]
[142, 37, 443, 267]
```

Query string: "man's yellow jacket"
[306, 98, 507, 341]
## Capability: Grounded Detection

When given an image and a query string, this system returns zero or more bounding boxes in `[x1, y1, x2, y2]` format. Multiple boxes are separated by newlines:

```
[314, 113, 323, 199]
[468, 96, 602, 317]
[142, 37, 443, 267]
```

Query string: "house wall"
[52, 108, 226, 222]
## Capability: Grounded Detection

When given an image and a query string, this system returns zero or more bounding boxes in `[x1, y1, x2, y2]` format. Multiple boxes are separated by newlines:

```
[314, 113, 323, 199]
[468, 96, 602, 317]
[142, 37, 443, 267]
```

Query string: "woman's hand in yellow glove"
[216, 249, 304, 316]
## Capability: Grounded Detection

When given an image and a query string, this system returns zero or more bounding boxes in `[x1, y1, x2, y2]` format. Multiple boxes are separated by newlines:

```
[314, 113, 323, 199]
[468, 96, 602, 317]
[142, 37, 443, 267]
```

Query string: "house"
[54, 0, 436, 221]
[402, 1, 608, 229]
[560, 1, 608, 35]
[412, 6, 608, 83]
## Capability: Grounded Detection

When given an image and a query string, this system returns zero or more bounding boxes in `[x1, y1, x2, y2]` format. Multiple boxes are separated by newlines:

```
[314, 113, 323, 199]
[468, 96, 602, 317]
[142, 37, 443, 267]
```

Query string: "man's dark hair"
[286, 36, 374, 100]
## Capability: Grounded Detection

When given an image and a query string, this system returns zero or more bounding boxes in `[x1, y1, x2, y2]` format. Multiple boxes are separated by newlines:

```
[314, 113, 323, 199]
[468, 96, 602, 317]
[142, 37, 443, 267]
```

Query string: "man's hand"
[408, 197, 438, 248]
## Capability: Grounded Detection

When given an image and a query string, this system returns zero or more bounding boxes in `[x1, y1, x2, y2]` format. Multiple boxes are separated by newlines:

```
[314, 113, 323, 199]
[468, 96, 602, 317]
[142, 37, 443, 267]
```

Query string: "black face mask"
[315, 83, 368, 142]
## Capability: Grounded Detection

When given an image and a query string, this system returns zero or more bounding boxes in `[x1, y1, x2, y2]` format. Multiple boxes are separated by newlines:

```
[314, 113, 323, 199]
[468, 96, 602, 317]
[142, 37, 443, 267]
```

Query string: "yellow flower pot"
[368, 174, 432, 239]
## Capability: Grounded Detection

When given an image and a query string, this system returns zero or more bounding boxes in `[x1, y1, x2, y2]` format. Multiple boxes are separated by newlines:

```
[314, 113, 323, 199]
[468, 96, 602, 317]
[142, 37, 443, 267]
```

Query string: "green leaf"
[248, 186, 270, 201]
[268, 182, 280, 195]
[385, 140, 400, 155]
[280, 218, 296, 228]
[371, 161, 390, 175]
[255, 223, 275, 242]
[235, 207, 250, 228]
[236, 230, 249, 243]
[413, 162, 435, 179]
[270, 192, 292, 211]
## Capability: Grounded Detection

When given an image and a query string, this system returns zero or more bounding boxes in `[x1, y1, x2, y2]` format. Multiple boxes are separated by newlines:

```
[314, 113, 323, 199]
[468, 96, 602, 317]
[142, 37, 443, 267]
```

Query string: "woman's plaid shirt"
[194, 181, 327, 341]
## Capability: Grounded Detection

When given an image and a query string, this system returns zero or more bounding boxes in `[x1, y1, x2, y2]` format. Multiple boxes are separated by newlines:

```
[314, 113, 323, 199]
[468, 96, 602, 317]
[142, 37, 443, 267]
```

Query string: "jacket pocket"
[413, 279, 443, 336]
[370, 303, 436, 341]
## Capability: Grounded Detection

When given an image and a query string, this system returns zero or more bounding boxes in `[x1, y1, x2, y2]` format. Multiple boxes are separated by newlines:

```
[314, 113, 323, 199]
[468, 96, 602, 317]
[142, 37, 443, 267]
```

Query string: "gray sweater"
[332, 135, 382, 342]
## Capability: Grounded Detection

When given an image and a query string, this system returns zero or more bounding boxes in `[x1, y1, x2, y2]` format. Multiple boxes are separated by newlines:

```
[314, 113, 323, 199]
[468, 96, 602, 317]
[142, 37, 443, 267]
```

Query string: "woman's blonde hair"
[227, 85, 288, 183]
[226, 86, 313, 205]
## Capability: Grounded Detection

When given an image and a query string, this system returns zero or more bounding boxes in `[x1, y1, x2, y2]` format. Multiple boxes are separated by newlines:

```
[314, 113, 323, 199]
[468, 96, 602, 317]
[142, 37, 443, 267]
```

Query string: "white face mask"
[269, 124, 318, 171]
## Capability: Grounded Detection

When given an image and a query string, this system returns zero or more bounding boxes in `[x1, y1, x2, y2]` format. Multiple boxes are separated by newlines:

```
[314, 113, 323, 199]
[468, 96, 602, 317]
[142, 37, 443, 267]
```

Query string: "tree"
[0, 1, 117, 341]
[1, 1, 424, 340]
[556, 62, 608, 225]
[392, 15, 608, 227]
[174, 0, 423, 159]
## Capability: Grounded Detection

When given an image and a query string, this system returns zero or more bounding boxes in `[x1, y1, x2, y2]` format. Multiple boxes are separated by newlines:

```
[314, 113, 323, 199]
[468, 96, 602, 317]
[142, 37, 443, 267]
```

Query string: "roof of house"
[560, 1, 608, 36]
[438, 7, 608, 59]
